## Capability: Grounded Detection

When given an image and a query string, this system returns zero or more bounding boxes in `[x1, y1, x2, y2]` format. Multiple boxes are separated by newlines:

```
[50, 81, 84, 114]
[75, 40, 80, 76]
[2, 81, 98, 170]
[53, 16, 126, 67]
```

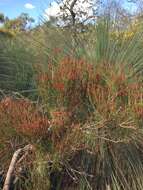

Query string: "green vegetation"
[1, 1, 143, 190]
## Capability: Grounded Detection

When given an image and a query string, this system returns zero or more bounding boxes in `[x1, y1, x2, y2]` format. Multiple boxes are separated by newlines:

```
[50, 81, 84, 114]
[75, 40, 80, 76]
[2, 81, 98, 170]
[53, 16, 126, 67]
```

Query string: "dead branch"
[3, 144, 33, 190]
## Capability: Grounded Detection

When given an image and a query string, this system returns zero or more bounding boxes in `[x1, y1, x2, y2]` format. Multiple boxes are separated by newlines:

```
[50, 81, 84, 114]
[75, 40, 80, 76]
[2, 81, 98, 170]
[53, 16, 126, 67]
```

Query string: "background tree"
[0, 13, 5, 24]
[4, 13, 35, 33]
[46, 0, 98, 30]
[101, 0, 133, 30]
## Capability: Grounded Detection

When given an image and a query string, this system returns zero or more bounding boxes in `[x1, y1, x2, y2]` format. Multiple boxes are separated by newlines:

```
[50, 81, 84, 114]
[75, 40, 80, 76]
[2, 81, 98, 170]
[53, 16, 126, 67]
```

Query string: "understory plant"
[1, 17, 143, 190]
[32, 18, 143, 190]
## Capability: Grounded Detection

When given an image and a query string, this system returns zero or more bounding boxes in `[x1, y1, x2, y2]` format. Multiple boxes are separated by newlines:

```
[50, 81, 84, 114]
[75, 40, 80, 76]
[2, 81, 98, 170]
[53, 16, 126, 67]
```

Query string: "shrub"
[1, 17, 143, 190]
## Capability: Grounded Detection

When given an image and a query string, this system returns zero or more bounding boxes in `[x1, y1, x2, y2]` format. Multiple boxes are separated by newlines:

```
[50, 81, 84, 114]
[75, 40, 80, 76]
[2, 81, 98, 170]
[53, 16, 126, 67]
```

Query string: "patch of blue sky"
[0, 0, 52, 24]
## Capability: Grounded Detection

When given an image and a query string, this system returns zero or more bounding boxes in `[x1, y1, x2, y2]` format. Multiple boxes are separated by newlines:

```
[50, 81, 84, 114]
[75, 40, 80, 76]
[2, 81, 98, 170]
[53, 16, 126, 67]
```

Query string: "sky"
[0, 0, 51, 23]
[0, 0, 98, 24]
[0, 0, 137, 24]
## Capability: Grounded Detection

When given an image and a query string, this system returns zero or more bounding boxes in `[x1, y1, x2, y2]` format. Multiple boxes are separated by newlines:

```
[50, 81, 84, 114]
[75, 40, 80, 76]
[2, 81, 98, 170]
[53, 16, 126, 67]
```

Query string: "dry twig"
[3, 144, 33, 190]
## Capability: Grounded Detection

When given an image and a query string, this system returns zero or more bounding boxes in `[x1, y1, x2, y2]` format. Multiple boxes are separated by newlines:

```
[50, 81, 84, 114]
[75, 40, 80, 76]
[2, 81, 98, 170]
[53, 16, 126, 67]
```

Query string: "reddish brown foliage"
[0, 97, 50, 137]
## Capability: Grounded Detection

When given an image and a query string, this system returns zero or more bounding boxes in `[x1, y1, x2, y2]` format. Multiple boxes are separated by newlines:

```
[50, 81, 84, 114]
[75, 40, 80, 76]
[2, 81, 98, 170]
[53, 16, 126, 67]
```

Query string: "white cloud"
[45, 2, 61, 19]
[24, 3, 35, 9]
